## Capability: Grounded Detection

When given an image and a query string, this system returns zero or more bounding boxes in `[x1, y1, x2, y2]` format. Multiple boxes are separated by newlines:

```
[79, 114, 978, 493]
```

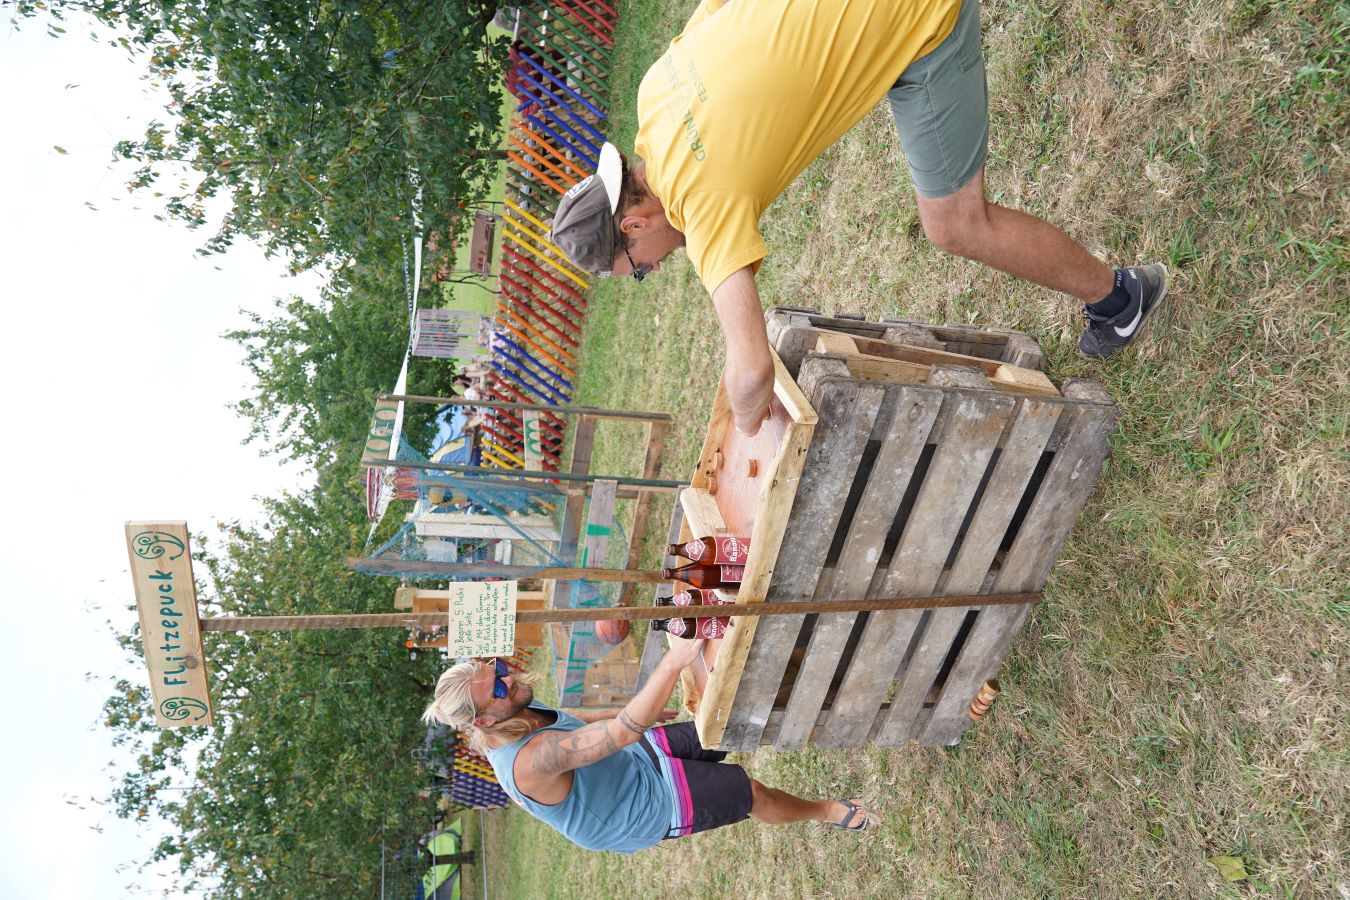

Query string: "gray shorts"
[888, 0, 988, 198]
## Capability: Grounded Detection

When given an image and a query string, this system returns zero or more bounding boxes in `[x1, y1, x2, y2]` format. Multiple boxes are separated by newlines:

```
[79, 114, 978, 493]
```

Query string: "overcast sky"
[0, 15, 333, 898]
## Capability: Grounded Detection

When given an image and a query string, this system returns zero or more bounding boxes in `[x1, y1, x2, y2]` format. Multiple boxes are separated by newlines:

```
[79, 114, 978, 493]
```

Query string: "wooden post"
[347, 556, 667, 583]
[197, 593, 1040, 632]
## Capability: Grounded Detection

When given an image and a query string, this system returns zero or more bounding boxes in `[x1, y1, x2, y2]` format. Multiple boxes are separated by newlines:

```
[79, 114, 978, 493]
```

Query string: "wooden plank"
[774, 382, 944, 750]
[636, 495, 687, 693]
[827, 349, 931, 385]
[549, 415, 598, 610]
[875, 397, 1062, 745]
[125, 521, 214, 728]
[619, 418, 670, 606]
[761, 703, 891, 747]
[679, 486, 727, 540]
[770, 348, 819, 426]
[992, 364, 1058, 396]
[919, 401, 1117, 745]
[818, 334, 1056, 396]
[559, 479, 618, 707]
[690, 378, 732, 493]
[579, 479, 618, 569]
[695, 353, 817, 747]
[716, 368, 887, 749]
[716, 398, 795, 535]
[816, 389, 1018, 748]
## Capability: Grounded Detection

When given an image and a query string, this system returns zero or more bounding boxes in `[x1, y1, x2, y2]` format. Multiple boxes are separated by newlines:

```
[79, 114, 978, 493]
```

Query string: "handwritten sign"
[446, 581, 518, 657]
[124, 521, 214, 728]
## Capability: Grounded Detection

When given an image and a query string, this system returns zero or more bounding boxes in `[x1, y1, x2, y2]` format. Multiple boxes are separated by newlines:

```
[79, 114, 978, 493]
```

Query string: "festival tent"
[416, 821, 464, 900]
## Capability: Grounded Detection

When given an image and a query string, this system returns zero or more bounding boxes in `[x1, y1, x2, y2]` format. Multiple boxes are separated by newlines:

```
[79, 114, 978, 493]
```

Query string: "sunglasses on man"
[485, 657, 511, 699]
[623, 241, 653, 282]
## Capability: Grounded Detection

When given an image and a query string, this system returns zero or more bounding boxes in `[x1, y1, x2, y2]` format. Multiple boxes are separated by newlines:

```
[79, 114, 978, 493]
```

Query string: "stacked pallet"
[683, 308, 1117, 750]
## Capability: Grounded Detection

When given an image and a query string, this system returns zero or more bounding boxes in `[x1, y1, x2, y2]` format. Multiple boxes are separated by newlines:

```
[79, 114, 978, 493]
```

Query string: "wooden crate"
[687, 314, 1116, 750]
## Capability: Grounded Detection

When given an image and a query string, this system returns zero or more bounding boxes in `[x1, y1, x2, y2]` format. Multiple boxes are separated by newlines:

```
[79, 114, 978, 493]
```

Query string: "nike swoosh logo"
[1114, 274, 1143, 337]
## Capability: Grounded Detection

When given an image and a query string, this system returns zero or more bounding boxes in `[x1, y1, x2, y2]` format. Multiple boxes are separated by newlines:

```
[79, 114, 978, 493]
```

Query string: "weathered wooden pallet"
[766, 306, 1047, 374]
[689, 315, 1115, 750]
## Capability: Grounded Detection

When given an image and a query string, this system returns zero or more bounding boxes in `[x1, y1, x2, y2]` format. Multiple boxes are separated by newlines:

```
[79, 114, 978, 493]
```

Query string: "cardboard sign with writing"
[446, 581, 518, 657]
[125, 521, 214, 728]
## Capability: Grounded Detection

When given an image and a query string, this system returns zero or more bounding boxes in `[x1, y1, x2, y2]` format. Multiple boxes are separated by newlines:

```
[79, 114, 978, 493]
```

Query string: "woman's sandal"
[829, 799, 870, 832]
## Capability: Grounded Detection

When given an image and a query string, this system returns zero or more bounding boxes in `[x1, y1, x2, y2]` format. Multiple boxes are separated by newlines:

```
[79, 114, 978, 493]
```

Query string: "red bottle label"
[719, 565, 745, 583]
[684, 538, 707, 559]
[712, 536, 750, 564]
[696, 616, 730, 639]
[671, 591, 695, 607]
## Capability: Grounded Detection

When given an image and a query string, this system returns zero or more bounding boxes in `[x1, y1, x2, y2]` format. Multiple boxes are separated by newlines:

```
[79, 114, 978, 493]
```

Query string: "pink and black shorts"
[638, 721, 753, 838]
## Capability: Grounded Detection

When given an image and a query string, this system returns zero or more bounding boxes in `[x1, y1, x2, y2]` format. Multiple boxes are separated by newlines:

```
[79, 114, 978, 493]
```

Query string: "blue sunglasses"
[488, 658, 510, 699]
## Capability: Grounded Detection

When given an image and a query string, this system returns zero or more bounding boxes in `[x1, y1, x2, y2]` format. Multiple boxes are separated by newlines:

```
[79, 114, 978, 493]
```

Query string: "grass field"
[484, 0, 1347, 896]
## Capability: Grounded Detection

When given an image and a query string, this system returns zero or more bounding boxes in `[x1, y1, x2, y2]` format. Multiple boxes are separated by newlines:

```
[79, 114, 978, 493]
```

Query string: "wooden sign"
[362, 397, 400, 466]
[445, 581, 518, 657]
[124, 521, 214, 728]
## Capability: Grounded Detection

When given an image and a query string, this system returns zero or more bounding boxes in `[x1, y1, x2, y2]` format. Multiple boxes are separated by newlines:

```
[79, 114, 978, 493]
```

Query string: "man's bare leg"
[748, 780, 869, 829]
[915, 167, 1114, 302]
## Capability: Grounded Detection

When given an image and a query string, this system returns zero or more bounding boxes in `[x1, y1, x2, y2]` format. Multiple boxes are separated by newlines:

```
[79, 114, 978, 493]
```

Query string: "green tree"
[103, 471, 450, 896]
[16, 0, 508, 270]
[227, 264, 458, 467]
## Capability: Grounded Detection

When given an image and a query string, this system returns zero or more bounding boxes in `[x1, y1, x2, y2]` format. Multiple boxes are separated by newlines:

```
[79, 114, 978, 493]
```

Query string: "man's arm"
[516, 638, 705, 789]
[570, 707, 679, 725]
[710, 265, 774, 436]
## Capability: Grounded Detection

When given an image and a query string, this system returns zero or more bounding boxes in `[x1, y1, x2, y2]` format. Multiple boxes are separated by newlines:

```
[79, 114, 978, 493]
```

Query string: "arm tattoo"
[617, 710, 648, 736]
[528, 724, 621, 777]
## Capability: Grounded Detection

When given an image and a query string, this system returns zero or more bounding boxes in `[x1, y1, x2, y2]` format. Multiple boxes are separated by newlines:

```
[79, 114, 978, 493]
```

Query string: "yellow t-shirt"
[635, 0, 961, 293]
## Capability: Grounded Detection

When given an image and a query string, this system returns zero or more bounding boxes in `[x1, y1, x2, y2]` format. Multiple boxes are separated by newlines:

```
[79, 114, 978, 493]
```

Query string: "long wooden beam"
[198, 592, 1041, 632]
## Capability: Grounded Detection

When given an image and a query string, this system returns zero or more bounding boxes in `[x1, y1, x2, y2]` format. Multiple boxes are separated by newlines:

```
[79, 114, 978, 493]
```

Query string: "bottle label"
[696, 616, 730, 639]
[666, 617, 692, 638]
[719, 565, 745, 583]
[671, 591, 695, 607]
[712, 535, 750, 564]
[684, 538, 707, 560]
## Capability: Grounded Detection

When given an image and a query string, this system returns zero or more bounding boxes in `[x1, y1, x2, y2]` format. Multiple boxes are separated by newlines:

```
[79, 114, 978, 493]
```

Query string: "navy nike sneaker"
[1078, 264, 1170, 359]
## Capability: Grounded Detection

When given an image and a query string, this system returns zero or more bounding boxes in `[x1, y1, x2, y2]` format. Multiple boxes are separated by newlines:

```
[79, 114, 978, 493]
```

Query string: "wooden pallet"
[688, 316, 1115, 750]
[766, 306, 1047, 374]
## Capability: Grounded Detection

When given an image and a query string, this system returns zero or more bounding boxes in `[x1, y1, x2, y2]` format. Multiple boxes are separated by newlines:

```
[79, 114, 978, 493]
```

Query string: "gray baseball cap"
[549, 142, 623, 276]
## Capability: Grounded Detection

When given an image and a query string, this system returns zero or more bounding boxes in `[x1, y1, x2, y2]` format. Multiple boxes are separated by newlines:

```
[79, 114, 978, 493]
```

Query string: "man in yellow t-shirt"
[551, 0, 1169, 434]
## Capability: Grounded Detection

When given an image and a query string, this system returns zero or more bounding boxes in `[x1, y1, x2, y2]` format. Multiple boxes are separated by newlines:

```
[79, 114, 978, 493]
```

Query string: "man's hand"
[660, 636, 706, 672]
[710, 266, 774, 435]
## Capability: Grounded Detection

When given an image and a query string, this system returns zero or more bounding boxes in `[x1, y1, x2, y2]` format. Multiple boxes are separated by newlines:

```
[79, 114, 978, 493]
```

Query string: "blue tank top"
[485, 702, 675, 853]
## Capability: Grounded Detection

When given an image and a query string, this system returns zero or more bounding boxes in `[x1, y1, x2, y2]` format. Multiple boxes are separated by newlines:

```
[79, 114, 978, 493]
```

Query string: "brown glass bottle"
[651, 615, 729, 640]
[670, 588, 734, 606]
[665, 535, 751, 565]
[661, 561, 744, 589]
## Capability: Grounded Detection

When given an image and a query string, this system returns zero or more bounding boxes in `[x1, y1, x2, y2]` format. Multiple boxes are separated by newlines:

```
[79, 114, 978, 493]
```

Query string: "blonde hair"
[422, 660, 540, 755]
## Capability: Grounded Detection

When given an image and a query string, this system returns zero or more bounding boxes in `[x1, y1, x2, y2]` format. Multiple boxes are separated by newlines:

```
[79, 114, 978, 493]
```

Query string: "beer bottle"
[671, 588, 734, 606]
[665, 535, 751, 565]
[651, 615, 729, 640]
[661, 561, 744, 589]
